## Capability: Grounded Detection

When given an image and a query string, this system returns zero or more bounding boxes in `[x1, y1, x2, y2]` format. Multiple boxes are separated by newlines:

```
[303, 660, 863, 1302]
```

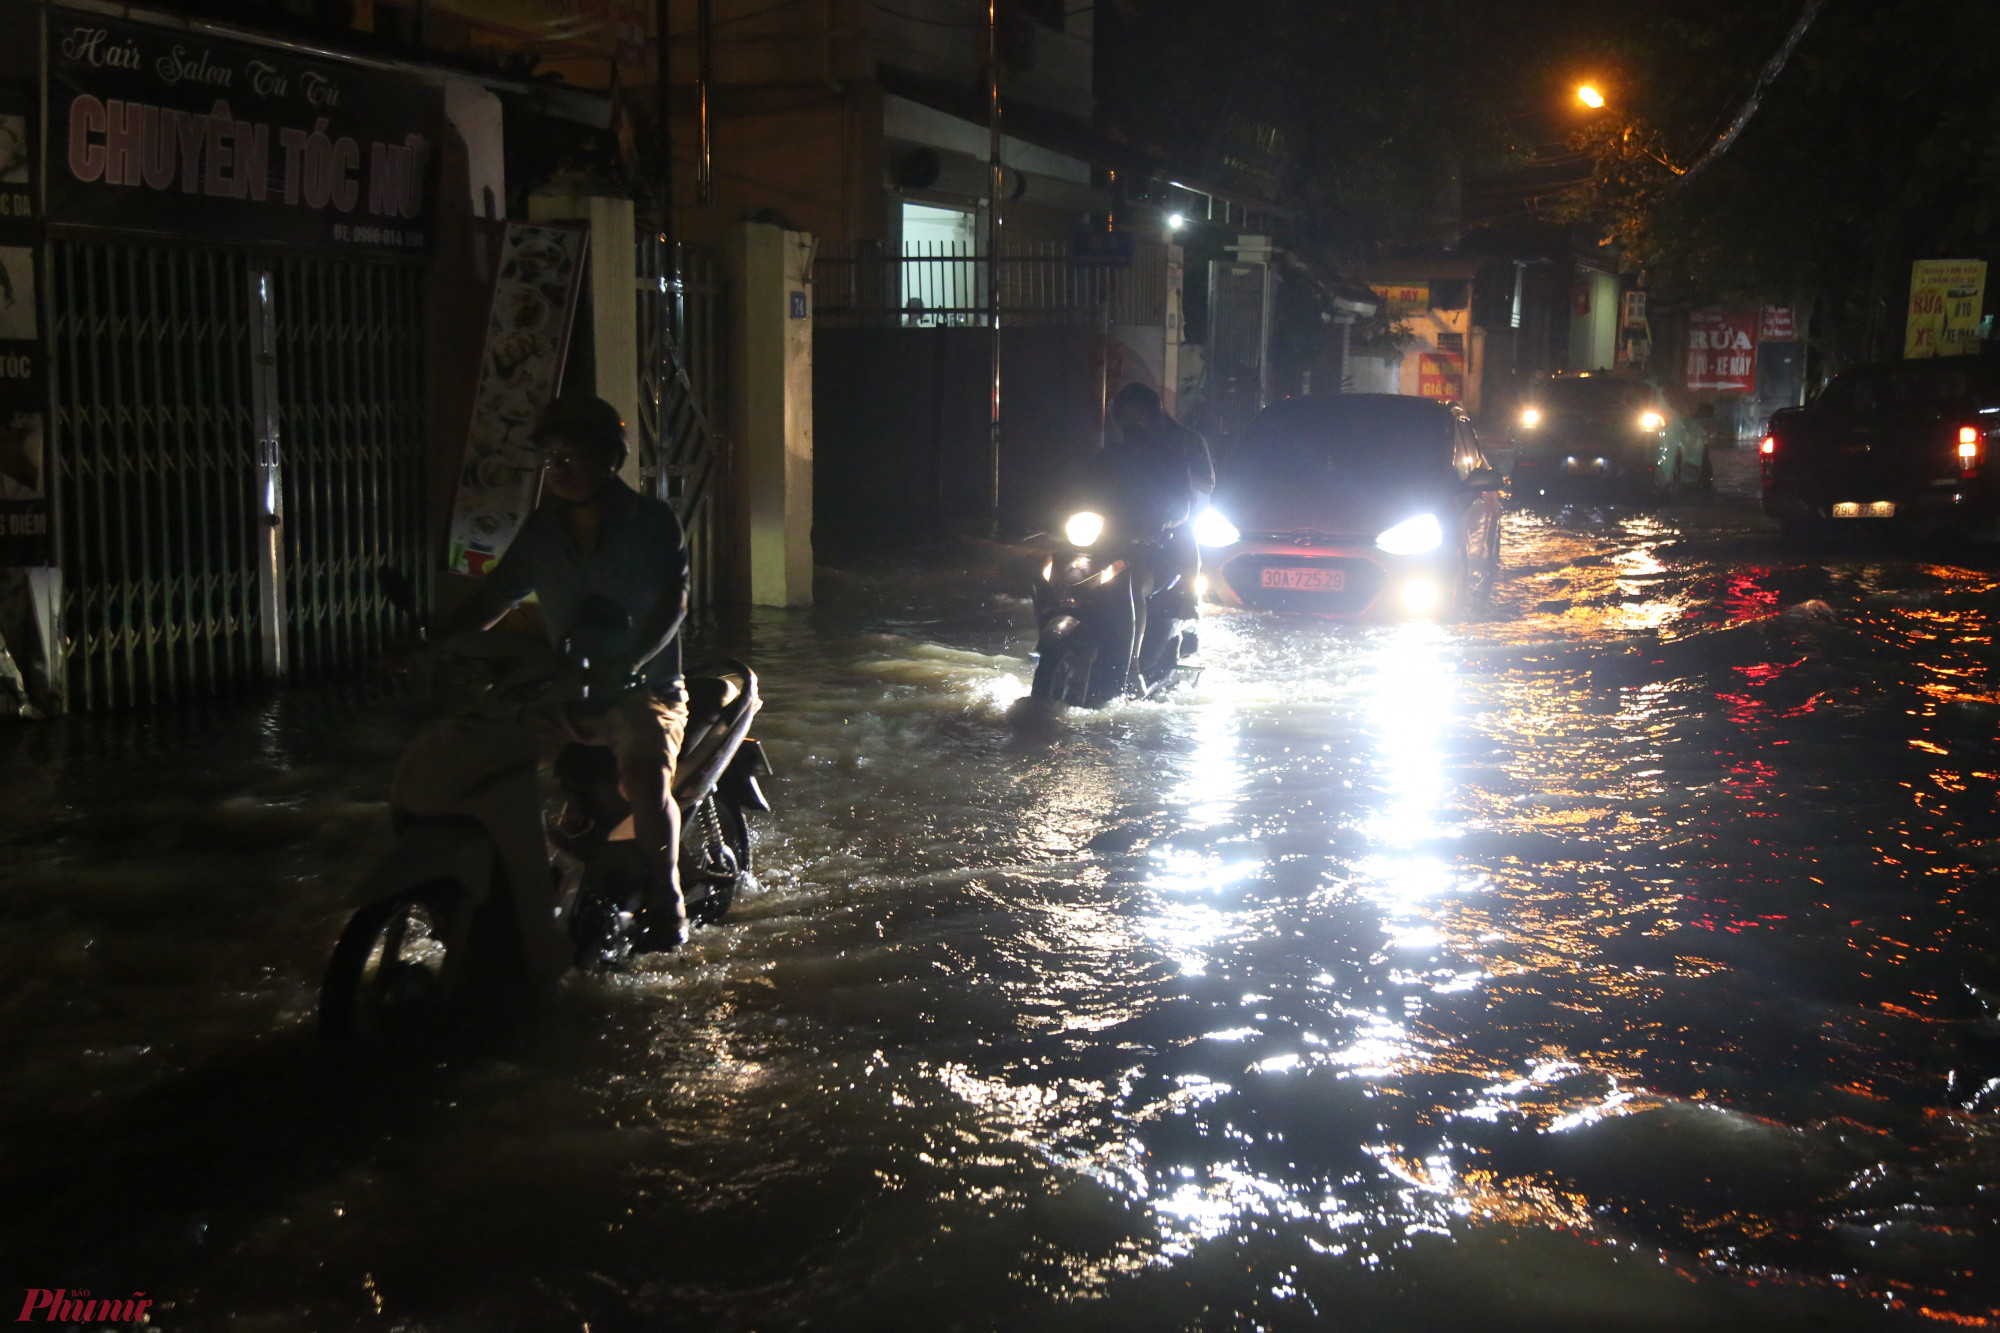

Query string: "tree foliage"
[1558, 0, 2000, 366]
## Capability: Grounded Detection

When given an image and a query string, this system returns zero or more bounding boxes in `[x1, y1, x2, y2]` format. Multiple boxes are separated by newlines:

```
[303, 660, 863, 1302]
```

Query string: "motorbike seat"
[683, 673, 742, 729]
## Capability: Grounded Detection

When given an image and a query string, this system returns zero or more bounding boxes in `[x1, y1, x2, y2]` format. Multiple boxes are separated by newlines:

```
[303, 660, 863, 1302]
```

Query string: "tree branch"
[1678, 0, 1828, 187]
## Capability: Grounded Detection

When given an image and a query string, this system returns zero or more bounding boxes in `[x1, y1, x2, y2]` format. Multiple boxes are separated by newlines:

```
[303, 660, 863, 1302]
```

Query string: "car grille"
[1224, 553, 1385, 615]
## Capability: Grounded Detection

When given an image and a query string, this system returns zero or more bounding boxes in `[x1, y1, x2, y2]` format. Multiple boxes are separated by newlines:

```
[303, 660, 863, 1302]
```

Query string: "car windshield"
[1534, 379, 1658, 415]
[1230, 397, 1452, 486]
[1817, 363, 1999, 411]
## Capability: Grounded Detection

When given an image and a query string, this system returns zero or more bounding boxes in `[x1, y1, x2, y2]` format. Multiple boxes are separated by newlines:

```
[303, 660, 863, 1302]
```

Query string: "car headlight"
[1520, 408, 1541, 428]
[1375, 513, 1443, 555]
[1064, 511, 1105, 547]
[1639, 411, 1665, 431]
[1192, 507, 1240, 548]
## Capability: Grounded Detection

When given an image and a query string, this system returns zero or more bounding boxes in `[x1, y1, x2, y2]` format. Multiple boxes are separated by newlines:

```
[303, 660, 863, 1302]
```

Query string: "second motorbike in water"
[1029, 503, 1217, 708]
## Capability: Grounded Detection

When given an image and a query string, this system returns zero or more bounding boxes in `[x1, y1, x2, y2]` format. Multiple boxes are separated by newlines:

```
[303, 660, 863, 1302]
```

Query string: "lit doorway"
[900, 202, 978, 324]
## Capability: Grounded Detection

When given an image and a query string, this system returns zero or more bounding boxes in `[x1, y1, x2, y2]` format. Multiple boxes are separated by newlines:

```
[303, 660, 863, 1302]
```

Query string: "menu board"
[445, 221, 589, 576]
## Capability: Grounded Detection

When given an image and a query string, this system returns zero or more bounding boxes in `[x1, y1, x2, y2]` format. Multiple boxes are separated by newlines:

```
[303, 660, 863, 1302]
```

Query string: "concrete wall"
[732, 224, 815, 607]
[1569, 269, 1621, 373]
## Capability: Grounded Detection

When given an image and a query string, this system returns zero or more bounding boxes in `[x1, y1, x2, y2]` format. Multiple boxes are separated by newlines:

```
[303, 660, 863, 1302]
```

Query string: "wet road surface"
[2, 447, 1998, 1330]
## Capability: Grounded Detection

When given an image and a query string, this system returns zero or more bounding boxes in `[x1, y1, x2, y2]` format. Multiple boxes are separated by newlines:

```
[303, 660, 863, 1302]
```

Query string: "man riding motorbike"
[1097, 383, 1214, 681]
[436, 396, 693, 950]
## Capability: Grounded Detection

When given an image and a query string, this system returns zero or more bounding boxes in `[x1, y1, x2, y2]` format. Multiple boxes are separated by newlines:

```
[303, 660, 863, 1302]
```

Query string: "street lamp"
[1576, 84, 1606, 109]
[1167, 213, 1186, 230]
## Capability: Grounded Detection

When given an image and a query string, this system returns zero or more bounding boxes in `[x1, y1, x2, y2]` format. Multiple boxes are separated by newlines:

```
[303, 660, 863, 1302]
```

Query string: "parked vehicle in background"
[1509, 374, 1712, 503]
[1761, 358, 2000, 543]
[1199, 395, 1503, 620]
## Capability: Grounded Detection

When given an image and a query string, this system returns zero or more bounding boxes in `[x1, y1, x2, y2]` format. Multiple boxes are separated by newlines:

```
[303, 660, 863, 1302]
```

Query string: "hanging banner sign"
[1371, 283, 1428, 316]
[47, 12, 442, 254]
[445, 222, 589, 577]
[1416, 351, 1463, 402]
[1759, 303, 1797, 341]
[1684, 308, 1758, 394]
[1904, 259, 1986, 360]
[0, 81, 46, 567]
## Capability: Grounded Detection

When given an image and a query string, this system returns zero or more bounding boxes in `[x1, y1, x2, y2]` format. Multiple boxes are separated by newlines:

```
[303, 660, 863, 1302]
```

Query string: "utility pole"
[653, 0, 674, 244]
[986, 0, 1003, 530]
[696, 0, 714, 204]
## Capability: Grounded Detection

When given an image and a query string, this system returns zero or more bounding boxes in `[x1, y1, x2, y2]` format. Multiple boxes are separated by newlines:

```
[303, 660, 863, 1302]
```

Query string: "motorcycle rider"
[438, 396, 693, 950]
[1095, 382, 1214, 683]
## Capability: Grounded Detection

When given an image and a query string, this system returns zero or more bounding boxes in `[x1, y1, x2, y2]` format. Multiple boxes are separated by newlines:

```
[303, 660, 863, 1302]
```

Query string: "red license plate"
[1260, 566, 1345, 592]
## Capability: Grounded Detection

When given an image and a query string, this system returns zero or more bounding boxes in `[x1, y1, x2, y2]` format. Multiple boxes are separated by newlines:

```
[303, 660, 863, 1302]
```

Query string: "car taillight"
[1959, 425, 1981, 477]
[1759, 436, 1776, 455]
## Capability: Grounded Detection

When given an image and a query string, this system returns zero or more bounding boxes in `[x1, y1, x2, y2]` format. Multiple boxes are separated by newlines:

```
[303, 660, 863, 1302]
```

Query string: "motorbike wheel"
[1031, 646, 1094, 707]
[319, 882, 470, 1042]
[683, 795, 751, 926]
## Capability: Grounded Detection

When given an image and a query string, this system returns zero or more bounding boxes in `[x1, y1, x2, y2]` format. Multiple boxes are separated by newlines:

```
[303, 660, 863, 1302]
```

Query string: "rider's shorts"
[530, 686, 689, 786]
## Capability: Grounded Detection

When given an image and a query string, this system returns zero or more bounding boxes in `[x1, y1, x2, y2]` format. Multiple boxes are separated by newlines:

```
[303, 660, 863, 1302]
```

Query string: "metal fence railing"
[637, 237, 729, 625]
[814, 239, 1168, 329]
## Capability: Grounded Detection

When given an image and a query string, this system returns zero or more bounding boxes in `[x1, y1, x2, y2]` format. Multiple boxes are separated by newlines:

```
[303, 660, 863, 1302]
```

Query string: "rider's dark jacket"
[1094, 416, 1216, 531]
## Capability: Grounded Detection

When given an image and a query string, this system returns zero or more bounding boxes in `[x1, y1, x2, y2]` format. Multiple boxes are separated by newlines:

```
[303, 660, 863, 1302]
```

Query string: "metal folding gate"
[48, 240, 428, 711]
[637, 237, 729, 624]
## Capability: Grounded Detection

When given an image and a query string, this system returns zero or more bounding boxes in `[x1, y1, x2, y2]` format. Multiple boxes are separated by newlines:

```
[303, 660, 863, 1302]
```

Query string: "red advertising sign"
[1417, 352, 1464, 402]
[1759, 303, 1797, 341]
[1685, 309, 1758, 394]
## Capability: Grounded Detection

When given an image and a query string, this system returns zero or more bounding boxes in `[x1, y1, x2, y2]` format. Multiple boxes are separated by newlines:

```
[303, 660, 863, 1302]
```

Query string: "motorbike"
[318, 577, 772, 1042]
[1029, 501, 1201, 708]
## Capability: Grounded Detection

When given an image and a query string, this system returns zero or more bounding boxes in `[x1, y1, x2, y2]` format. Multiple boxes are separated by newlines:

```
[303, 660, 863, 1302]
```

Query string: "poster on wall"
[444, 222, 589, 577]
[0, 81, 46, 568]
[1684, 308, 1758, 394]
[1904, 260, 1986, 360]
[1417, 352, 1463, 402]
[46, 11, 442, 254]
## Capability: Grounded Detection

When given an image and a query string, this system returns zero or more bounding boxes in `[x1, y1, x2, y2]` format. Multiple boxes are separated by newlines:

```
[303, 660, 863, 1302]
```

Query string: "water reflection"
[8, 467, 2000, 1326]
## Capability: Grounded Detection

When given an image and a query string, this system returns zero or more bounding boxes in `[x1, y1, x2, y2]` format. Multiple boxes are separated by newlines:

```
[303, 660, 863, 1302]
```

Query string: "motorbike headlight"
[1520, 407, 1542, 428]
[1064, 510, 1106, 547]
[1375, 513, 1444, 555]
[1192, 507, 1241, 548]
[1639, 410, 1665, 431]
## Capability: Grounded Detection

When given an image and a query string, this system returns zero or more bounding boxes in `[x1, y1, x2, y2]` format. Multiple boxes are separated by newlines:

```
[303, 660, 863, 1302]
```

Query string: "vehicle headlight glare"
[1639, 411, 1665, 431]
[1520, 408, 1541, 428]
[1375, 512, 1444, 555]
[1064, 510, 1105, 547]
[1192, 507, 1240, 548]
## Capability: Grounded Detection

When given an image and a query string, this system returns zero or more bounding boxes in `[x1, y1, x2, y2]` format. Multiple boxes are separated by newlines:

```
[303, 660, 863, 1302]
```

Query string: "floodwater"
[2, 449, 1998, 1330]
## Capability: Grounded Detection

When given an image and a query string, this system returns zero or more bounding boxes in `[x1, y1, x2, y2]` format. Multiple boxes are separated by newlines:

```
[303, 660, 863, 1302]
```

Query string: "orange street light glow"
[1578, 85, 1606, 108]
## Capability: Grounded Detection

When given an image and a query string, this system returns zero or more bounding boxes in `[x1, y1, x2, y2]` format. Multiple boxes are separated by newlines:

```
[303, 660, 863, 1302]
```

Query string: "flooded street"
[3, 447, 1998, 1330]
